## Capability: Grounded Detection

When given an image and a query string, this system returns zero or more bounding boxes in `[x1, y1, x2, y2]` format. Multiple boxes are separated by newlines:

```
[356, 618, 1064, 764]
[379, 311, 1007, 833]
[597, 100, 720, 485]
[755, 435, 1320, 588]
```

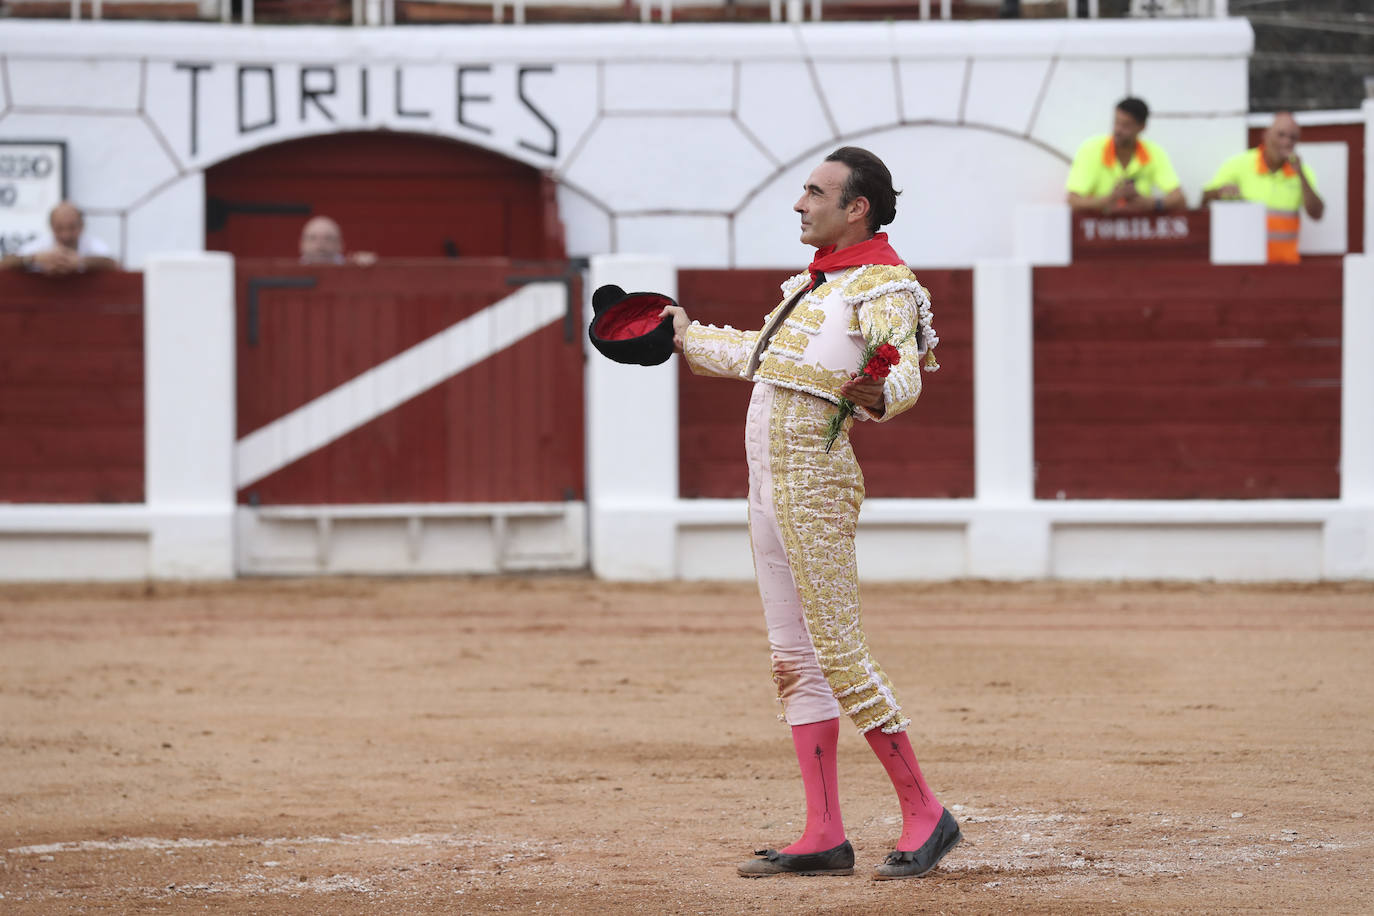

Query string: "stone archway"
[204, 131, 564, 261]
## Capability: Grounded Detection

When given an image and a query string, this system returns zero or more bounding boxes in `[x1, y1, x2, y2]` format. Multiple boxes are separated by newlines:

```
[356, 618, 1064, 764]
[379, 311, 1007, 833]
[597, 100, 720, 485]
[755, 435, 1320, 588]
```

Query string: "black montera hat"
[588, 284, 676, 366]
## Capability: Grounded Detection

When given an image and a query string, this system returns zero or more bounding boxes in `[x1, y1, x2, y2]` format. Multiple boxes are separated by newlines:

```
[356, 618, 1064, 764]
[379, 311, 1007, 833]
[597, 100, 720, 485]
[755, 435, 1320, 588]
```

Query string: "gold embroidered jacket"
[682, 263, 935, 423]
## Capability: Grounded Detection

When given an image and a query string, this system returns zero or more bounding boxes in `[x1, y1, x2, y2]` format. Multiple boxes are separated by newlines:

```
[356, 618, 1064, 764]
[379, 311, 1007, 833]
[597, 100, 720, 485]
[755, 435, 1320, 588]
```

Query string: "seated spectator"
[1066, 98, 1186, 213]
[299, 215, 377, 266]
[0, 201, 118, 275]
[1200, 112, 1323, 264]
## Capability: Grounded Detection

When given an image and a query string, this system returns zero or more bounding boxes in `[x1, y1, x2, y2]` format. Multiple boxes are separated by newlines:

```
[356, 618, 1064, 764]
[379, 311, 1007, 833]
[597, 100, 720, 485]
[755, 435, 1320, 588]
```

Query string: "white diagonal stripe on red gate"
[235, 282, 566, 489]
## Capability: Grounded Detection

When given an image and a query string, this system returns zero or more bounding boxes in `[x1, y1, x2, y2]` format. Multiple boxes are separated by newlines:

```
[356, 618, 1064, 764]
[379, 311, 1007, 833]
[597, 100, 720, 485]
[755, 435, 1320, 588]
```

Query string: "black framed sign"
[0, 140, 68, 257]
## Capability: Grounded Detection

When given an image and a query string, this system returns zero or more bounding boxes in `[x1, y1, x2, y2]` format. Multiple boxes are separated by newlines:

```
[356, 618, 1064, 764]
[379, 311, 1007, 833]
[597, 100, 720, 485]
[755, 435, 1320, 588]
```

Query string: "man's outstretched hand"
[659, 305, 690, 353]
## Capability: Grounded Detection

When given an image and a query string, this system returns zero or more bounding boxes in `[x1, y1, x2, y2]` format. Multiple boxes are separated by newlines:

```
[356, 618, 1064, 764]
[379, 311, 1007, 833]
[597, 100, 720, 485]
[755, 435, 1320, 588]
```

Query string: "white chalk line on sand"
[3, 810, 1353, 899]
[7, 832, 490, 856]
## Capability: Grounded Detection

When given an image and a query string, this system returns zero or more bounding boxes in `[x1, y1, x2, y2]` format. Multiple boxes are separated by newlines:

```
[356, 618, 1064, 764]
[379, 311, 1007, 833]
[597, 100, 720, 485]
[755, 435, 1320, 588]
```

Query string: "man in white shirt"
[1, 201, 118, 275]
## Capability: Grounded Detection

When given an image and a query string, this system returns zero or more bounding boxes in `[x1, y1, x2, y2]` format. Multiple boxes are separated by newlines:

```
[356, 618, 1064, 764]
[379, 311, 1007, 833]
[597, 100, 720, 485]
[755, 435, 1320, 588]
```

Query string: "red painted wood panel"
[1246, 122, 1364, 255]
[1072, 210, 1210, 262]
[0, 271, 144, 503]
[676, 268, 974, 499]
[237, 259, 583, 505]
[1033, 262, 1341, 500]
[206, 132, 563, 262]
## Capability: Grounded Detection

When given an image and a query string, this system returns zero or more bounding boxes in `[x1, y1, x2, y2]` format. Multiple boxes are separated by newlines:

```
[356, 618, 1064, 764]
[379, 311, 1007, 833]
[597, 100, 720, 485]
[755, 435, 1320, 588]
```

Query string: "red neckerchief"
[807, 232, 905, 285]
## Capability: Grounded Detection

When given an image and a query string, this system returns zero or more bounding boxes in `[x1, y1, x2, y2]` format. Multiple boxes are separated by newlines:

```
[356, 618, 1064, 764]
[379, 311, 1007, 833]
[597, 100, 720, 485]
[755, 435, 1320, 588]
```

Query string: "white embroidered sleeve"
[682, 321, 759, 380]
[856, 290, 924, 423]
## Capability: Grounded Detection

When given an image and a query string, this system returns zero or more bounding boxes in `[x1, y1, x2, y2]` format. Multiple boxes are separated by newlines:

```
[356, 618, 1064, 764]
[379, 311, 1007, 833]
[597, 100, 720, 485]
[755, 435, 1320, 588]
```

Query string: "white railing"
[58, 0, 1229, 24]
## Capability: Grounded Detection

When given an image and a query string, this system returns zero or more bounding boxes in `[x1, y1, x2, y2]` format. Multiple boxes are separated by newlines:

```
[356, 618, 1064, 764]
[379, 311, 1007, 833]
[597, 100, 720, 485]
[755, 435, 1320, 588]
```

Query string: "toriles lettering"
[174, 61, 559, 159]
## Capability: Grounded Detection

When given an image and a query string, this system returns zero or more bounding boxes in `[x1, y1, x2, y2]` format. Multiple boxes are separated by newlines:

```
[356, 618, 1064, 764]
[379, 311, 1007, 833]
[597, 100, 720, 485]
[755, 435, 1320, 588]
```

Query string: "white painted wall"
[0, 18, 1252, 269]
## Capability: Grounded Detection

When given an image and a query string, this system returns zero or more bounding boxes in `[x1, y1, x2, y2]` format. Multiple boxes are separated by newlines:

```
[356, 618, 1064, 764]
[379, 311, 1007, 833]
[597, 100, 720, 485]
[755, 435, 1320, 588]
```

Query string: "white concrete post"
[1365, 99, 1373, 257]
[1341, 254, 1374, 503]
[143, 253, 236, 578]
[1013, 204, 1072, 266]
[1209, 200, 1267, 264]
[586, 255, 680, 580]
[969, 260, 1048, 577]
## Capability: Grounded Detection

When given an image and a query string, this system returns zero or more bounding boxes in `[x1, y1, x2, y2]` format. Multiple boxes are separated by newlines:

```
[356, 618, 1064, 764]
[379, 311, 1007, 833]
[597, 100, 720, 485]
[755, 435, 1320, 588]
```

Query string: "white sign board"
[0, 140, 67, 257]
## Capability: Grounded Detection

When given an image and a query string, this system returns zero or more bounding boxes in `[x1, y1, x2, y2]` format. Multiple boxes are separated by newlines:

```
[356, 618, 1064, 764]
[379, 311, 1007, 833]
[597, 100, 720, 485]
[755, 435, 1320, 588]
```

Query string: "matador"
[660, 147, 960, 880]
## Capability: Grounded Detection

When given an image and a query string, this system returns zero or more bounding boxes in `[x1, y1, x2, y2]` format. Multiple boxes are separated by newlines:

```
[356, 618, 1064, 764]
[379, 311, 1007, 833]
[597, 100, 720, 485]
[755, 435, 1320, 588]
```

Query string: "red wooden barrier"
[676, 268, 975, 499]
[237, 259, 584, 505]
[0, 271, 144, 503]
[1033, 262, 1342, 499]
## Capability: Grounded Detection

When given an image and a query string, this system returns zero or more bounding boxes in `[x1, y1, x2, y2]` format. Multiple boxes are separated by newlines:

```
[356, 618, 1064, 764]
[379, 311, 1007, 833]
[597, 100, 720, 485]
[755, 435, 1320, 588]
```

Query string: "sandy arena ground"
[1, 576, 1372, 914]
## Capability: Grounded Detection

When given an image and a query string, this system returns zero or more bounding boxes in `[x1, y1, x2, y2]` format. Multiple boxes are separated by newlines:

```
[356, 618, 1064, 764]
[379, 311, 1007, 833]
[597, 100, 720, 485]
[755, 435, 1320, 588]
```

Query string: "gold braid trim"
[766, 386, 910, 734]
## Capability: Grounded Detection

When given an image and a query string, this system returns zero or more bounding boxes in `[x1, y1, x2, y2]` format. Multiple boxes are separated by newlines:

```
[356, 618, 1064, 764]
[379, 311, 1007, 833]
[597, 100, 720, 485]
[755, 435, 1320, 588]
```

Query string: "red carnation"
[863, 357, 893, 379]
[822, 326, 919, 453]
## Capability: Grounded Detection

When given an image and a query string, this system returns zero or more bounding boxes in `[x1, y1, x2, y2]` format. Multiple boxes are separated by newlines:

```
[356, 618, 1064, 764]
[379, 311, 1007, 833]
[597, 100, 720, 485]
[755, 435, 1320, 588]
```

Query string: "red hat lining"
[594, 293, 673, 341]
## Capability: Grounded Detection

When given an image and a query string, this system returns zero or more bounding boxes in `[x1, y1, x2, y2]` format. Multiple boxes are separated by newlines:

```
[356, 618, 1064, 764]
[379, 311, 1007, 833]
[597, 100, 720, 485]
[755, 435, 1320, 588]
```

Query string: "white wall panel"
[616, 214, 731, 267]
[896, 59, 966, 124]
[126, 171, 203, 270]
[557, 182, 613, 257]
[0, 111, 178, 211]
[564, 115, 771, 211]
[812, 61, 900, 138]
[963, 58, 1052, 136]
[603, 62, 733, 113]
[1131, 57, 1247, 115]
[736, 60, 834, 165]
[6, 58, 142, 112]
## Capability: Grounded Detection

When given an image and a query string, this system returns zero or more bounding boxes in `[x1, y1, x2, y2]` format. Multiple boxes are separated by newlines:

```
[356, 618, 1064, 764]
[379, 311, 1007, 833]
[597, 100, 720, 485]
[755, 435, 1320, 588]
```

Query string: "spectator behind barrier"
[299, 215, 377, 266]
[1065, 98, 1186, 214]
[1200, 112, 1324, 264]
[0, 201, 118, 276]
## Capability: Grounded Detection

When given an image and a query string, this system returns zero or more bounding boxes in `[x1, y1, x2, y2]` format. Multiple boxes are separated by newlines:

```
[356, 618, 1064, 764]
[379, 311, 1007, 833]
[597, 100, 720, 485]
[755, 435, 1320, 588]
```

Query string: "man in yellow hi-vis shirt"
[1201, 112, 1324, 264]
[1066, 98, 1187, 213]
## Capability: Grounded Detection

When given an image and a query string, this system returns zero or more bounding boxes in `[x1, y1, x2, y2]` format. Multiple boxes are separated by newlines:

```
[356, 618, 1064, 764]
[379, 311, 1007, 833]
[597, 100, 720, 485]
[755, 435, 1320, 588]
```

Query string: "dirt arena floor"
[2, 576, 1372, 914]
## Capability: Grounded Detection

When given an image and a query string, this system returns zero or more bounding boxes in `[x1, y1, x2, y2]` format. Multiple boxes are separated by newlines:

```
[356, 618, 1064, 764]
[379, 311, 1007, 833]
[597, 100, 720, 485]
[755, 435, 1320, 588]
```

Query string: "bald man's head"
[300, 216, 344, 264]
[1264, 112, 1301, 164]
[49, 201, 84, 251]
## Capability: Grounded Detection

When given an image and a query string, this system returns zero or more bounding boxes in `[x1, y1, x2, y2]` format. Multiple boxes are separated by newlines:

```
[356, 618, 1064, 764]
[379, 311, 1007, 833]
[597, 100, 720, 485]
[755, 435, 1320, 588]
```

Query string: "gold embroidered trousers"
[746, 381, 911, 735]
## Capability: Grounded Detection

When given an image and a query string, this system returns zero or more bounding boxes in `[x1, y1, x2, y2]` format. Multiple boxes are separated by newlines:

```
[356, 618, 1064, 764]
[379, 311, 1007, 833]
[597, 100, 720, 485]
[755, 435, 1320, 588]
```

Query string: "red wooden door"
[205, 131, 564, 261]
[235, 258, 584, 505]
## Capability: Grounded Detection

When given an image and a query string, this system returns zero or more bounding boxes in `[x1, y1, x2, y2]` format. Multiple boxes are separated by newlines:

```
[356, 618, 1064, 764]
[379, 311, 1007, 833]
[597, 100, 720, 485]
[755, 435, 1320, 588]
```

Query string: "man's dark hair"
[824, 146, 901, 234]
[1116, 97, 1149, 126]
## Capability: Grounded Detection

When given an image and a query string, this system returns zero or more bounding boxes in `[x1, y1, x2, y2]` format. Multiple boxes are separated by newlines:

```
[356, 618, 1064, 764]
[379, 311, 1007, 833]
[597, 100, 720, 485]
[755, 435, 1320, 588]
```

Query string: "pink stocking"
[865, 729, 943, 851]
[781, 718, 847, 854]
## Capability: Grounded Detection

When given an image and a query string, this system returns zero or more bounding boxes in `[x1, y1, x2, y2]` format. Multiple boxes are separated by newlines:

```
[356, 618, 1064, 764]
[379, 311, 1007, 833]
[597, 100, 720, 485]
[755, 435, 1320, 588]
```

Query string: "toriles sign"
[1072, 210, 1211, 261]
[153, 60, 570, 167]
